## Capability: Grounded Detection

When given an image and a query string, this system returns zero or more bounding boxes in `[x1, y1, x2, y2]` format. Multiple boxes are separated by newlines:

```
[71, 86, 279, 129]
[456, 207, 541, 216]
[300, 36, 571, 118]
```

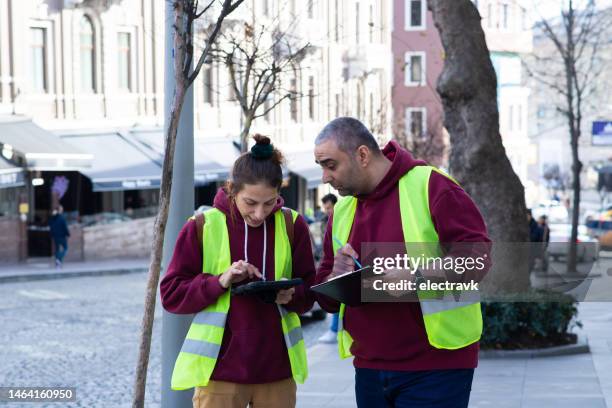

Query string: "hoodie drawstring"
[243, 219, 267, 281]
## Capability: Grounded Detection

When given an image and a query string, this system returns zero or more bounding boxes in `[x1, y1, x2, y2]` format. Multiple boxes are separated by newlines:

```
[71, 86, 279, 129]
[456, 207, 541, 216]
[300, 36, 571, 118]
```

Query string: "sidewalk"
[0, 258, 149, 283]
[299, 302, 612, 408]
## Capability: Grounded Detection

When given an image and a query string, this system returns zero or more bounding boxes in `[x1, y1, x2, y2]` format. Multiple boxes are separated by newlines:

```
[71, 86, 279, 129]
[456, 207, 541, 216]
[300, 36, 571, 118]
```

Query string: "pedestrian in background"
[161, 135, 315, 408]
[538, 215, 550, 272]
[527, 209, 543, 272]
[48, 205, 70, 268]
[318, 193, 339, 344]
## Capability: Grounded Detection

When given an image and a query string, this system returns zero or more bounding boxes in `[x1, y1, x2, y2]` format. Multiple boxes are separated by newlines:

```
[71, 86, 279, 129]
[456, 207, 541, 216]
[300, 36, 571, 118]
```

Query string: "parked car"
[531, 200, 568, 223]
[547, 223, 600, 262]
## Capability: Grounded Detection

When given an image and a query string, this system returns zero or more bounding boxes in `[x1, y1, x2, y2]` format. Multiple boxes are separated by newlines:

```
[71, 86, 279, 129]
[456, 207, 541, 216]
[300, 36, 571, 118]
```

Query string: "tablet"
[310, 266, 372, 306]
[231, 278, 303, 296]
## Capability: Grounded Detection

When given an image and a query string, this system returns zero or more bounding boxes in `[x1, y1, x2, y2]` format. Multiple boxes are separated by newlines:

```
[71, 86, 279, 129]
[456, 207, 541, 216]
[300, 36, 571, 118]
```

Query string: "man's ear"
[356, 145, 371, 167]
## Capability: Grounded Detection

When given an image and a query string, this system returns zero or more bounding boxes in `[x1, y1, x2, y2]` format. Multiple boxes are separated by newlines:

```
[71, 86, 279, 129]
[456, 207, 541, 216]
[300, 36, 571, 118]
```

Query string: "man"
[527, 209, 543, 272]
[313, 117, 490, 407]
[49, 206, 70, 268]
[319, 193, 337, 244]
[317, 193, 339, 343]
[537, 215, 550, 272]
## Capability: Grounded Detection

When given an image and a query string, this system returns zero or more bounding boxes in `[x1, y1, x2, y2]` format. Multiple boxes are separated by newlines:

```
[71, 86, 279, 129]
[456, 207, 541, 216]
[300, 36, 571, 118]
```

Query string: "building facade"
[391, 0, 535, 202]
[0, 0, 394, 261]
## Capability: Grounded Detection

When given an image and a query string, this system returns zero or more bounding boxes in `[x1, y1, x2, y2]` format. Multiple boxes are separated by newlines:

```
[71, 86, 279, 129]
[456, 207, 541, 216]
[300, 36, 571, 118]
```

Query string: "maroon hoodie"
[315, 141, 491, 371]
[160, 188, 316, 384]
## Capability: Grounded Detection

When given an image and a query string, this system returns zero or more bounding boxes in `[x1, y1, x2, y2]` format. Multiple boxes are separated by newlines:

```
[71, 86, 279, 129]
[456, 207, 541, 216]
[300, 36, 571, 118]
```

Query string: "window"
[30, 27, 47, 93]
[356, 3, 360, 44]
[117, 32, 131, 91]
[290, 78, 298, 121]
[487, 4, 493, 28]
[502, 3, 509, 29]
[80, 16, 95, 93]
[517, 104, 522, 131]
[335, 93, 341, 117]
[335, 0, 340, 42]
[369, 5, 374, 43]
[203, 65, 213, 105]
[406, 107, 427, 138]
[308, 76, 315, 120]
[307, 0, 314, 19]
[405, 0, 425, 30]
[404, 52, 425, 86]
[263, 0, 269, 17]
[264, 96, 272, 122]
[369, 93, 374, 126]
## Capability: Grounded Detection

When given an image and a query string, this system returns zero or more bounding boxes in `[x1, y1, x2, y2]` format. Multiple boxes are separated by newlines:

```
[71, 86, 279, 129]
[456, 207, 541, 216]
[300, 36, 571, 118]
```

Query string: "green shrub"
[481, 292, 581, 349]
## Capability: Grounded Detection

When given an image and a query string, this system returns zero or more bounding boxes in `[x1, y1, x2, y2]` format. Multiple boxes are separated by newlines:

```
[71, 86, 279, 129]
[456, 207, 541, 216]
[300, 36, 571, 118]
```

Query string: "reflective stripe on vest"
[171, 208, 308, 390]
[333, 166, 482, 358]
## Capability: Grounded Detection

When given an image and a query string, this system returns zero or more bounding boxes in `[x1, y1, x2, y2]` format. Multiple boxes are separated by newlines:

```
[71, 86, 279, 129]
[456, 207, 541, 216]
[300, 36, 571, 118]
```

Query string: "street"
[0, 273, 328, 407]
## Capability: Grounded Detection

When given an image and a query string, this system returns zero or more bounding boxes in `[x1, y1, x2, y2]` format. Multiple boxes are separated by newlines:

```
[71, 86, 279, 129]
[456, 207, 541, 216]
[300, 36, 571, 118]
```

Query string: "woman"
[161, 135, 315, 408]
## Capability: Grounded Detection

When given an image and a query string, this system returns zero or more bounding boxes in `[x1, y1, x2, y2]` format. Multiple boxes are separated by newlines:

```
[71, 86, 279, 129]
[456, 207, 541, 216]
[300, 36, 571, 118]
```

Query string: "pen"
[332, 236, 363, 269]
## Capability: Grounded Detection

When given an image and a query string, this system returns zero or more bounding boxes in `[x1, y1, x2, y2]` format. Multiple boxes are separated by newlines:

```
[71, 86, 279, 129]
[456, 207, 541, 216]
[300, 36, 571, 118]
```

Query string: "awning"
[60, 133, 162, 192]
[0, 117, 92, 170]
[285, 150, 322, 189]
[132, 128, 238, 185]
[0, 157, 24, 189]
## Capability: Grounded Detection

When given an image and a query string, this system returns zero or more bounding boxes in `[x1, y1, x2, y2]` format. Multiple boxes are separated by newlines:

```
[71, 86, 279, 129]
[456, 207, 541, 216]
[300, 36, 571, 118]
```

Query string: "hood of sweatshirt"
[358, 140, 427, 202]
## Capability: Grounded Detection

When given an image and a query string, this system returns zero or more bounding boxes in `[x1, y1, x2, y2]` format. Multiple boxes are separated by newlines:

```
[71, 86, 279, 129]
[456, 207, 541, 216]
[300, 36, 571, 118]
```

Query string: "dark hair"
[321, 193, 338, 205]
[315, 117, 381, 155]
[226, 134, 284, 198]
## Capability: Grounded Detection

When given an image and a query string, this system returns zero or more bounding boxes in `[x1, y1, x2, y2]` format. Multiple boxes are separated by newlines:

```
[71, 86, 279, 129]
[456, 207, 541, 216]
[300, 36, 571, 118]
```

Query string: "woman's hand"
[218, 260, 262, 289]
[275, 278, 295, 305]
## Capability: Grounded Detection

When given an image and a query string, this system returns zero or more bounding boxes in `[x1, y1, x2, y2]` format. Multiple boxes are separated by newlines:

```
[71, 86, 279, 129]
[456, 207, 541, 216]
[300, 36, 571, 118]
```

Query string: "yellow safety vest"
[332, 165, 483, 358]
[171, 208, 308, 390]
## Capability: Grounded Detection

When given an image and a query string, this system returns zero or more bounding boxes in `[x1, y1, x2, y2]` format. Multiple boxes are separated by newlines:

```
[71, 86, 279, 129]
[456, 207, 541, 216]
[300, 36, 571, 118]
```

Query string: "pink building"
[392, 0, 447, 166]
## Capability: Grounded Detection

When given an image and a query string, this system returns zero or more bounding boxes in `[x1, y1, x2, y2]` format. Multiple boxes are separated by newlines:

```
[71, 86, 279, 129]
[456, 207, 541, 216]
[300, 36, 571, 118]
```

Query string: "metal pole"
[161, 1, 194, 406]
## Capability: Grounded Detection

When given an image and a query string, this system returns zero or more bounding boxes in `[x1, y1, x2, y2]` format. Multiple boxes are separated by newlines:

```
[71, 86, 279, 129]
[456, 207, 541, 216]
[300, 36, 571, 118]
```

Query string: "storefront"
[0, 117, 93, 258]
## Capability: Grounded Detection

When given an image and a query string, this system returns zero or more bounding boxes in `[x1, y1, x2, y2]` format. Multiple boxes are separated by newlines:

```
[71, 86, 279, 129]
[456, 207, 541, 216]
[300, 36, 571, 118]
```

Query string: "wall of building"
[83, 216, 154, 260]
[0, 0, 163, 128]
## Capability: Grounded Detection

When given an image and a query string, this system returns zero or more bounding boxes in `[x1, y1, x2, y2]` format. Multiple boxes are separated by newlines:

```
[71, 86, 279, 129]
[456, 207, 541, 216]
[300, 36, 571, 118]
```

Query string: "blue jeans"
[54, 239, 68, 263]
[355, 367, 474, 408]
[330, 313, 339, 332]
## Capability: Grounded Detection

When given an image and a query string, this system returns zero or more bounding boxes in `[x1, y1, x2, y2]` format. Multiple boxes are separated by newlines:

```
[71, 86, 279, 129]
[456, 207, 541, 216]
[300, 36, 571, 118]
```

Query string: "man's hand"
[218, 260, 262, 289]
[329, 244, 359, 280]
[276, 278, 295, 304]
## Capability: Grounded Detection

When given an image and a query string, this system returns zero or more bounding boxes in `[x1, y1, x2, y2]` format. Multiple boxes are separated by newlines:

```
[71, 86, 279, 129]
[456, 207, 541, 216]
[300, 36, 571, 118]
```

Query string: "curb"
[479, 335, 589, 358]
[0, 267, 148, 284]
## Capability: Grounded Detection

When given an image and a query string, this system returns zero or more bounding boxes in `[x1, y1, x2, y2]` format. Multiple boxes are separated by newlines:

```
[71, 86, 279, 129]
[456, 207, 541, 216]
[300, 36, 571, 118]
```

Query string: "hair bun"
[250, 134, 274, 160]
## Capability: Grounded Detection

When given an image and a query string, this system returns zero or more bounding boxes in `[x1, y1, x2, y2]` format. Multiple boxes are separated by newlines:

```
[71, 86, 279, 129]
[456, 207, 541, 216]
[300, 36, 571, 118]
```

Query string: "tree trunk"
[132, 2, 188, 406]
[567, 126, 582, 273]
[429, 0, 530, 293]
[240, 112, 254, 153]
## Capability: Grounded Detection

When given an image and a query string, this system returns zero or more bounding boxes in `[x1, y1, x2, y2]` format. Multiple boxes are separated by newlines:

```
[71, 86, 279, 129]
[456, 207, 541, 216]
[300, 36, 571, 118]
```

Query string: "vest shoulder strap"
[281, 207, 294, 251]
[195, 212, 205, 250]
[196, 207, 295, 252]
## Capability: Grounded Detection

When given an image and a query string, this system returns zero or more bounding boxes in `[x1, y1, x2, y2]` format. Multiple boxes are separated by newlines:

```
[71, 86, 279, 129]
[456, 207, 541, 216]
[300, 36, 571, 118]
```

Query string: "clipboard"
[310, 266, 372, 306]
